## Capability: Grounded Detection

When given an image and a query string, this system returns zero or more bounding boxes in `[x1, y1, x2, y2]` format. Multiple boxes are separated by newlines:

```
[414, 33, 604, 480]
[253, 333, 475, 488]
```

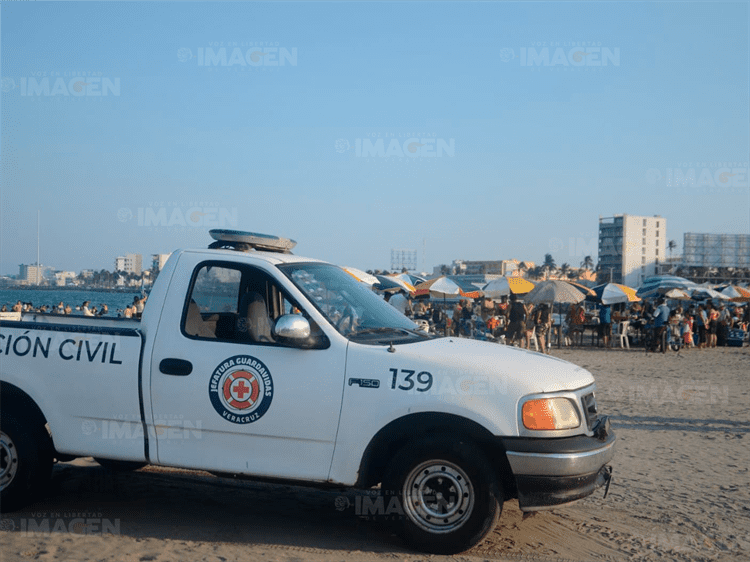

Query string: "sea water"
[0, 288, 142, 316]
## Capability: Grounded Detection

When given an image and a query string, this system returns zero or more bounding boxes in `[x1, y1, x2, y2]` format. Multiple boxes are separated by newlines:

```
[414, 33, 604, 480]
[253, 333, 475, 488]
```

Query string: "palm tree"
[667, 240, 677, 258]
[529, 265, 545, 280]
[560, 263, 571, 279]
[543, 254, 556, 280]
[517, 262, 529, 278]
[581, 255, 594, 270]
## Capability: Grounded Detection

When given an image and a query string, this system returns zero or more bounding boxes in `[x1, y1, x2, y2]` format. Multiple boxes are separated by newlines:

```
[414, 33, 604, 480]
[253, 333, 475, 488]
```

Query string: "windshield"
[278, 263, 426, 343]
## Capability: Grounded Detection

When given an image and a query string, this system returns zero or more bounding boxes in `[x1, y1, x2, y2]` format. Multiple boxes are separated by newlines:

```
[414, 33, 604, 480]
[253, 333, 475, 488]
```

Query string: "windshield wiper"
[350, 327, 427, 339]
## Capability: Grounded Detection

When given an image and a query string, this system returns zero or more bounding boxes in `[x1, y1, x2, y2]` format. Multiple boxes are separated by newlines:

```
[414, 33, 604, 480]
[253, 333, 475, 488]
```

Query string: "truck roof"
[181, 247, 326, 266]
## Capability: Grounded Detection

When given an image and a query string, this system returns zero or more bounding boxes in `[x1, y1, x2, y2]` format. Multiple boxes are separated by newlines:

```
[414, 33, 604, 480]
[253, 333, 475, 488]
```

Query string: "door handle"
[159, 358, 193, 376]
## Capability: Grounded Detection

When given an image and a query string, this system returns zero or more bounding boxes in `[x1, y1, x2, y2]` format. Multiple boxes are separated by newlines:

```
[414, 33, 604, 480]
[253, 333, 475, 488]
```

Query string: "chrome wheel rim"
[402, 459, 474, 533]
[0, 431, 19, 492]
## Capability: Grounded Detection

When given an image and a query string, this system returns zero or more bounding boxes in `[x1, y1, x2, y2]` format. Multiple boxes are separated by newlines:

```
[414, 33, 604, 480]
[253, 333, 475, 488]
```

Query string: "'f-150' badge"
[209, 355, 273, 424]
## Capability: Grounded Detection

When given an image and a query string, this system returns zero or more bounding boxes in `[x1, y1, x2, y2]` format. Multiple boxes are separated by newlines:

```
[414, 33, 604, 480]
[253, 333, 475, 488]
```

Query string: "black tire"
[94, 458, 147, 472]
[381, 438, 502, 554]
[0, 407, 53, 513]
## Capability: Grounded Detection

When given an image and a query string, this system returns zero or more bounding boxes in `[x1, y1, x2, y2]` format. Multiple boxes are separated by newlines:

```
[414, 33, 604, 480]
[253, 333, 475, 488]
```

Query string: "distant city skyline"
[2, 2, 748, 276]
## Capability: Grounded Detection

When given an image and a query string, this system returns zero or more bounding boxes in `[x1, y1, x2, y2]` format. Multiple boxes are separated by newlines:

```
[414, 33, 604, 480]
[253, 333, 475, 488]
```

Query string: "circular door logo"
[208, 355, 273, 424]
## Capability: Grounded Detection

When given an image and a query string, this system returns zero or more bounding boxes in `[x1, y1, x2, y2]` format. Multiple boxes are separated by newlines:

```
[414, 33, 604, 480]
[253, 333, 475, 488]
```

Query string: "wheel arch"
[1, 381, 52, 444]
[355, 412, 516, 498]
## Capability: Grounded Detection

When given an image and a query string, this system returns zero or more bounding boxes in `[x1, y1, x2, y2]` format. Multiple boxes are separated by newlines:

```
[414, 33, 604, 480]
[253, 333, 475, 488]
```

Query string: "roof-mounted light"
[208, 229, 296, 254]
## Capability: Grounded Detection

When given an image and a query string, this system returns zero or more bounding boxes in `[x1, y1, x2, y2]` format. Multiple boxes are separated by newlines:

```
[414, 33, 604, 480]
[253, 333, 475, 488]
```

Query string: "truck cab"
[0, 230, 614, 554]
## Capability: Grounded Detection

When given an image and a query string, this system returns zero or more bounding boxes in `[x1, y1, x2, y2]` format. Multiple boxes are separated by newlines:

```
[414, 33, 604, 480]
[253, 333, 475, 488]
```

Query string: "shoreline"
[0, 286, 142, 294]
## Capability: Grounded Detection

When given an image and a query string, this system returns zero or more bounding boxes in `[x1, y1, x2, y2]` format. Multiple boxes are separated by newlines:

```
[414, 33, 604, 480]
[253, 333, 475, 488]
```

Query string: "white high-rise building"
[598, 215, 666, 287]
[114, 254, 143, 275]
[152, 253, 172, 272]
[19, 264, 44, 285]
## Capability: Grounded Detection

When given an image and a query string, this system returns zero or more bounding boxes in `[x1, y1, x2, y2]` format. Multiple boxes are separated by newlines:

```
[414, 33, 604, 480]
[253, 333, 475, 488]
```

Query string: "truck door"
[149, 255, 346, 482]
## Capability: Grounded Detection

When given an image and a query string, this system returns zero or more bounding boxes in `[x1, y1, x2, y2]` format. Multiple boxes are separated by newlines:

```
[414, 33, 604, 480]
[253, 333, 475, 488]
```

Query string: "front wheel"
[382, 438, 502, 554]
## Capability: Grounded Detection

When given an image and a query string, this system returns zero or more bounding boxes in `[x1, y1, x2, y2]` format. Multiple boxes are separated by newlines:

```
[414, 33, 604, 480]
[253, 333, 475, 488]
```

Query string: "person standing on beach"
[452, 301, 462, 337]
[12, 301, 22, 312]
[652, 298, 670, 352]
[599, 303, 612, 347]
[694, 304, 708, 350]
[507, 294, 526, 346]
[534, 303, 552, 354]
[707, 304, 719, 348]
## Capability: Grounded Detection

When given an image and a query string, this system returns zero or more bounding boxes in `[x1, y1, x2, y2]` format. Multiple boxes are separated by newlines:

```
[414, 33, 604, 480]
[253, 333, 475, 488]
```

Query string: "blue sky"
[1, 2, 748, 275]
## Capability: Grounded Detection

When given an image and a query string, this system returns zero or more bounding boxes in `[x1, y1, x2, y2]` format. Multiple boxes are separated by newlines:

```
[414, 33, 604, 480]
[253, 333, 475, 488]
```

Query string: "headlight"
[522, 398, 581, 430]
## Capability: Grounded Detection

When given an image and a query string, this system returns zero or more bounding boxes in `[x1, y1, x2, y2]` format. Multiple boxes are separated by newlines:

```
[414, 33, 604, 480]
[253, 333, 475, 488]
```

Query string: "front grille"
[581, 392, 598, 430]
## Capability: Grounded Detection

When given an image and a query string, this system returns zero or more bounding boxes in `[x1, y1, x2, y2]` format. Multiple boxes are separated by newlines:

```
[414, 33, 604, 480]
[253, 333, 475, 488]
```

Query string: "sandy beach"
[1, 345, 748, 562]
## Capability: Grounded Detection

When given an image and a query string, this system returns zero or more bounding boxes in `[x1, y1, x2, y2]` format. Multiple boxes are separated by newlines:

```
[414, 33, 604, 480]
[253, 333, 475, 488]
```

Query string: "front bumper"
[500, 417, 615, 511]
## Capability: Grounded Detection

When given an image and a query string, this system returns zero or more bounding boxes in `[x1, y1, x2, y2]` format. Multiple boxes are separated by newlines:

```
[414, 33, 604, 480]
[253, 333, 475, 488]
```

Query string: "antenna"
[37, 210, 40, 284]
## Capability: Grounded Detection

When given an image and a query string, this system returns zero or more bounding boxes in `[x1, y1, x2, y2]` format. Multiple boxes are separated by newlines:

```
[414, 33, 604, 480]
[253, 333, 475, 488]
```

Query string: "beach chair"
[615, 320, 630, 349]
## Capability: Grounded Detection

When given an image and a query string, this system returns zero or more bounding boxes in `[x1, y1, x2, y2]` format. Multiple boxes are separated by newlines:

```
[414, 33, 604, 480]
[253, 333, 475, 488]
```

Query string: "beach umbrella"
[690, 287, 730, 301]
[567, 281, 597, 298]
[414, 276, 462, 298]
[637, 276, 698, 298]
[524, 280, 586, 305]
[482, 277, 535, 298]
[663, 288, 692, 300]
[591, 283, 641, 305]
[393, 272, 427, 286]
[451, 278, 485, 299]
[374, 275, 416, 294]
[718, 285, 750, 302]
[524, 280, 586, 349]
[342, 266, 378, 286]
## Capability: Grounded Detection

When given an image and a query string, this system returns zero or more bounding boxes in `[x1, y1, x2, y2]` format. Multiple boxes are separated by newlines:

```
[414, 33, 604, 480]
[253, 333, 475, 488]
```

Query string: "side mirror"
[273, 314, 311, 341]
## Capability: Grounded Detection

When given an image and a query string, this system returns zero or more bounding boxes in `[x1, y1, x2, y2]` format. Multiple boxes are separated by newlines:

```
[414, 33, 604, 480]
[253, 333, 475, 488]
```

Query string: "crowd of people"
[609, 298, 750, 351]
[1, 295, 147, 319]
[388, 290, 750, 353]
[389, 293, 556, 354]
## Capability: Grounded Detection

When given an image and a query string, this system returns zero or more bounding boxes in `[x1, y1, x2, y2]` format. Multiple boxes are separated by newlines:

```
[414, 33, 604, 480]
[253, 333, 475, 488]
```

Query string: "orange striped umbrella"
[720, 285, 750, 302]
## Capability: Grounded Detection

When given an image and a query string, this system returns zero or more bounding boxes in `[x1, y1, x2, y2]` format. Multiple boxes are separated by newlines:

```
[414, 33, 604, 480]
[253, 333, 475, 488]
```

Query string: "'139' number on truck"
[389, 368, 433, 392]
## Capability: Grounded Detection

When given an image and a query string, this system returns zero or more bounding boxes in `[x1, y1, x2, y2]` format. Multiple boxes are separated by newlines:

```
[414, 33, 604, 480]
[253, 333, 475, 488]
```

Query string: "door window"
[182, 261, 324, 346]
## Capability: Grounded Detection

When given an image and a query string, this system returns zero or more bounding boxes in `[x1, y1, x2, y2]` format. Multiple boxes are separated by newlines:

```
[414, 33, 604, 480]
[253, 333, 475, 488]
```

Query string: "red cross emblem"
[222, 370, 260, 410]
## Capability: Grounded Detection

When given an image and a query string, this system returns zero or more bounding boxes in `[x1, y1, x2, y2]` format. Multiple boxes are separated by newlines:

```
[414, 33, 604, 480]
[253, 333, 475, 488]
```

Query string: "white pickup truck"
[0, 230, 614, 554]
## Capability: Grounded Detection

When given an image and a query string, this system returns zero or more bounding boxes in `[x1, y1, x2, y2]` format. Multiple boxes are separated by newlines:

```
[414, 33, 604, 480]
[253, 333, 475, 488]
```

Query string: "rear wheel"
[381, 438, 502, 554]
[0, 408, 53, 512]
